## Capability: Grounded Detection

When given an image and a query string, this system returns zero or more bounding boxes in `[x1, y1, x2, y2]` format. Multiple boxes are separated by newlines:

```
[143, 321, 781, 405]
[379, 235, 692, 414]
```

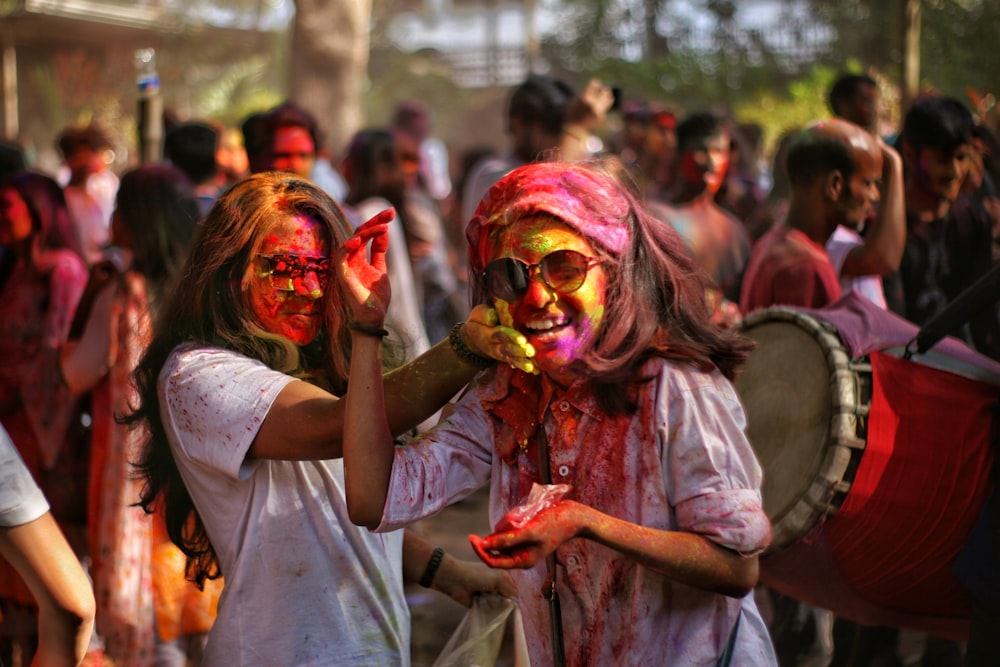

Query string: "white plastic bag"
[432, 593, 530, 667]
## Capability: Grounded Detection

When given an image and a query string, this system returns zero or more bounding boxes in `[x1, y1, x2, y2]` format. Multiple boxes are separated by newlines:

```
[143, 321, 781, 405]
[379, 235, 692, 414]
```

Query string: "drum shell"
[735, 304, 998, 637]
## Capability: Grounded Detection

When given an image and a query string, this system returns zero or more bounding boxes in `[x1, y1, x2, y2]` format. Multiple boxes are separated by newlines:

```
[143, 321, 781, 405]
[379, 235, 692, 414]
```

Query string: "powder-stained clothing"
[379, 359, 776, 666]
[740, 224, 842, 313]
[86, 270, 156, 664]
[0, 248, 87, 607]
[826, 225, 888, 310]
[159, 346, 409, 666]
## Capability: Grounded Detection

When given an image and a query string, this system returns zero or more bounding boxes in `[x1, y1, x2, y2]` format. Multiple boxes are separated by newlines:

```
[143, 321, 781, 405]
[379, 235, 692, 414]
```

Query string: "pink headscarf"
[465, 162, 632, 273]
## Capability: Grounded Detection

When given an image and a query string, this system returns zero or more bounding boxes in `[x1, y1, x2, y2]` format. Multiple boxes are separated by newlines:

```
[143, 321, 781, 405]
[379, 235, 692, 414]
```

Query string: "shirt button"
[557, 465, 570, 477]
[558, 401, 570, 412]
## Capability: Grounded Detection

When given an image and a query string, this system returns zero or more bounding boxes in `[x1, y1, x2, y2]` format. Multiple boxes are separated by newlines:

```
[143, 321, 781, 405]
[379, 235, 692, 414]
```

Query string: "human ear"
[824, 170, 843, 200]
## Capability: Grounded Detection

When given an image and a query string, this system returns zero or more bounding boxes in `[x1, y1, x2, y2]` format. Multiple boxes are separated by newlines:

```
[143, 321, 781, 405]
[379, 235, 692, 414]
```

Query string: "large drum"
[734, 293, 1000, 638]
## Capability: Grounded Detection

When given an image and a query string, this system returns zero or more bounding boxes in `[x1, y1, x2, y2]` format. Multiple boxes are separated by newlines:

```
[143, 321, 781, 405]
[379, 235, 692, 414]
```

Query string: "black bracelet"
[419, 546, 445, 588]
[347, 321, 389, 338]
[449, 322, 493, 368]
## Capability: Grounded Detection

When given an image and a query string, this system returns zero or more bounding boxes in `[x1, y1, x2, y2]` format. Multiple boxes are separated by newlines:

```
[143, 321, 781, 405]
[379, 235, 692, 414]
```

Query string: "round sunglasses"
[483, 249, 601, 302]
[255, 254, 331, 292]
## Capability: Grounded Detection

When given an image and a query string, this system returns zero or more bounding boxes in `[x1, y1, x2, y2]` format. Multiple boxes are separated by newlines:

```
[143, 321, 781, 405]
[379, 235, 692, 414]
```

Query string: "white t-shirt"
[159, 345, 409, 666]
[0, 425, 49, 528]
[826, 225, 888, 309]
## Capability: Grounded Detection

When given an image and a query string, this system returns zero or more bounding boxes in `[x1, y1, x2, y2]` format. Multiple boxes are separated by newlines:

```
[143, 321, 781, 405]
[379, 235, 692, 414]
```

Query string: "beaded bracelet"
[449, 322, 493, 368]
[346, 321, 389, 338]
[419, 546, 445, 588]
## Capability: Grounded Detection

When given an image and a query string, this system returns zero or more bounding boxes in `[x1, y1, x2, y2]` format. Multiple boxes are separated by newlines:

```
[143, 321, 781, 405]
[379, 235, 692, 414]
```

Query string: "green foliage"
[734, 64, 840, 157]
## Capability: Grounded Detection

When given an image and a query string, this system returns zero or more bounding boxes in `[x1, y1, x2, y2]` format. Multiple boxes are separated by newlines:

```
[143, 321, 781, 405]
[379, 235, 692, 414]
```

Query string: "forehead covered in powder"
[465, 162, 631, 272]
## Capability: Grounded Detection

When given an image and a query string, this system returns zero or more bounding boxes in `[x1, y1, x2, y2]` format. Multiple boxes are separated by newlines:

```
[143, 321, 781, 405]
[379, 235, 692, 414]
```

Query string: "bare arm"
[0, 514, 95, 666]
[248, 333, 488, 461]
[470, 500, 757, 598]
[60, 278, 118, 396]
[842, 140, 905, 277]
[402, 530, 515, 607]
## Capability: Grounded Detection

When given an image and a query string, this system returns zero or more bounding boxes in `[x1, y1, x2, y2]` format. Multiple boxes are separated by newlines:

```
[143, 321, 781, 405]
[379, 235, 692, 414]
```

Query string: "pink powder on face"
[467, 162, 632, 274]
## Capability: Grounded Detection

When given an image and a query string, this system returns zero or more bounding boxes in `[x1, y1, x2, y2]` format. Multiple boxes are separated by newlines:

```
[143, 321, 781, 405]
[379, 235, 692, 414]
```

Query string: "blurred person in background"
[241, 101, 348, 203]
[461, 74, 616, 224]
[165, 121, 223, 217]
[341, 128, 431, 362]
[0, 170, 90, 665]
[56, 124, 119, 265]
[660, 111, 751, 306]
[828, 72, 880, 136]
[62, 164, 208, 666]
[393, 119, 464, 343]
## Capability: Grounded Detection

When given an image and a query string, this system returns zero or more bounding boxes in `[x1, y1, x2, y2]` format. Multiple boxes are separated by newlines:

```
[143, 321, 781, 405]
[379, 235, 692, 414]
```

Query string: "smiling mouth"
[523, 316, 571, 337]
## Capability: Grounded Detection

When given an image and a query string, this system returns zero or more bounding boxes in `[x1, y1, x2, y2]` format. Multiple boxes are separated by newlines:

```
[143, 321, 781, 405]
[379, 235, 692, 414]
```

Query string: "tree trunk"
[901, 0, 920, 114]
[289, 0, 371, 156]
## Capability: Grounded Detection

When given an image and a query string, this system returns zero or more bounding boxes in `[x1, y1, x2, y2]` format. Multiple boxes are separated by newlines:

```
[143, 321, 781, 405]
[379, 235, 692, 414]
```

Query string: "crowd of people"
[0, 67, 997, 667]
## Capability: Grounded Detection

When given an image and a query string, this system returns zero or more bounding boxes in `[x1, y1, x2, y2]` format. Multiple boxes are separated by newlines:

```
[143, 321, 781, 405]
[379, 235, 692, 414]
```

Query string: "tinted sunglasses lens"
[261, 256, 330, 291]
[485, 258, 528, 301]
[542, 250, 589, 292]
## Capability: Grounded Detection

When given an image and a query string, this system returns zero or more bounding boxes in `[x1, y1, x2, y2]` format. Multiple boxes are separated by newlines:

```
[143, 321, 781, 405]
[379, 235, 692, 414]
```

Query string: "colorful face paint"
[269, 125, 316, 178]
[249, 213, 329, 345]
[679, 132, 730, 196]
[489, 216, 606, 386]
[0, 187, 32, 247]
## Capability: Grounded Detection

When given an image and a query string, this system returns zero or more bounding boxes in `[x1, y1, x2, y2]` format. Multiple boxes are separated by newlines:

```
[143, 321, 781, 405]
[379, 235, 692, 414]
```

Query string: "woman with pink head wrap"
[339, 161, 777, 665]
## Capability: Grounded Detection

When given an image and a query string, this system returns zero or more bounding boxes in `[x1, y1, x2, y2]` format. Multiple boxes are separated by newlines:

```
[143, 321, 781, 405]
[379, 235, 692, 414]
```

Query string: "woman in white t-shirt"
[126, 172, 520, 666]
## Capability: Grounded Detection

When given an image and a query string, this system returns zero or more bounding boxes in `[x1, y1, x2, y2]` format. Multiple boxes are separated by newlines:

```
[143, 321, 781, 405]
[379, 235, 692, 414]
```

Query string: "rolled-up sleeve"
[661, 369, 771, 555]
[378, 388, 494, 532]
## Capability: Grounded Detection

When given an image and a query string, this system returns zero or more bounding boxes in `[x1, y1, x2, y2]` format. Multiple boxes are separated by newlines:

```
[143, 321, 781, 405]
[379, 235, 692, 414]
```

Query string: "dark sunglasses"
[483, 249, 601, 302]
[255, 254, 331, 292]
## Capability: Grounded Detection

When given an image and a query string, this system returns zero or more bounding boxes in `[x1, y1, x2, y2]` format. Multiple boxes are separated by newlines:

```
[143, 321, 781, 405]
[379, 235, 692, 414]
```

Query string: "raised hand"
[337, 208, 393, 326]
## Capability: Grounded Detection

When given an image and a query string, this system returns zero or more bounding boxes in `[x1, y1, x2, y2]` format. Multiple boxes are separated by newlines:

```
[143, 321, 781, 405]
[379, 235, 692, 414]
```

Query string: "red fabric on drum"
[825, 351, 997, 617]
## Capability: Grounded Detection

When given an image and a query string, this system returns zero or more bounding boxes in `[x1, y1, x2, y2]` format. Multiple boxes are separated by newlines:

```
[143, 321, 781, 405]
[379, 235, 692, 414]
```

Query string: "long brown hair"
[127, 172, 352, 587]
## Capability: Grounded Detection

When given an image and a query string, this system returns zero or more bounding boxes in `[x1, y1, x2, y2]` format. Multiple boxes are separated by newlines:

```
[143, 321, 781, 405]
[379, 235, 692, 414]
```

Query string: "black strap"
[537, 424, 567, 667]
[716, 609, 742, 667]
[908, 260, 1000, 357]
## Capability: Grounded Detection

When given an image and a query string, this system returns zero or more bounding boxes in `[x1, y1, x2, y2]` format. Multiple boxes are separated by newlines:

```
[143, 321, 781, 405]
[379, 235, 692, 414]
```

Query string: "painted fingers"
[464, 304, 538, 374]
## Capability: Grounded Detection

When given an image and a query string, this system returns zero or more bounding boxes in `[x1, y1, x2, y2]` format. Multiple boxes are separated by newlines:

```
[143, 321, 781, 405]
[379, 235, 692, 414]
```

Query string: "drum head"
[735, 309, 861, 548]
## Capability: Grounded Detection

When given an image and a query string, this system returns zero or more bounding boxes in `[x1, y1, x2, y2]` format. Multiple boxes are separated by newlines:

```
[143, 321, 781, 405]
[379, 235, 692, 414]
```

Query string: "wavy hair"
[127, 172, 353, 587]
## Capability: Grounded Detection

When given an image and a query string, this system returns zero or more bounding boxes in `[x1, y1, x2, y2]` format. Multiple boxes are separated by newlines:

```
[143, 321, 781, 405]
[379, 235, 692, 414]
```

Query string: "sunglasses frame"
[483, 249, 601, 302]
[255, 254, 331, 292]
